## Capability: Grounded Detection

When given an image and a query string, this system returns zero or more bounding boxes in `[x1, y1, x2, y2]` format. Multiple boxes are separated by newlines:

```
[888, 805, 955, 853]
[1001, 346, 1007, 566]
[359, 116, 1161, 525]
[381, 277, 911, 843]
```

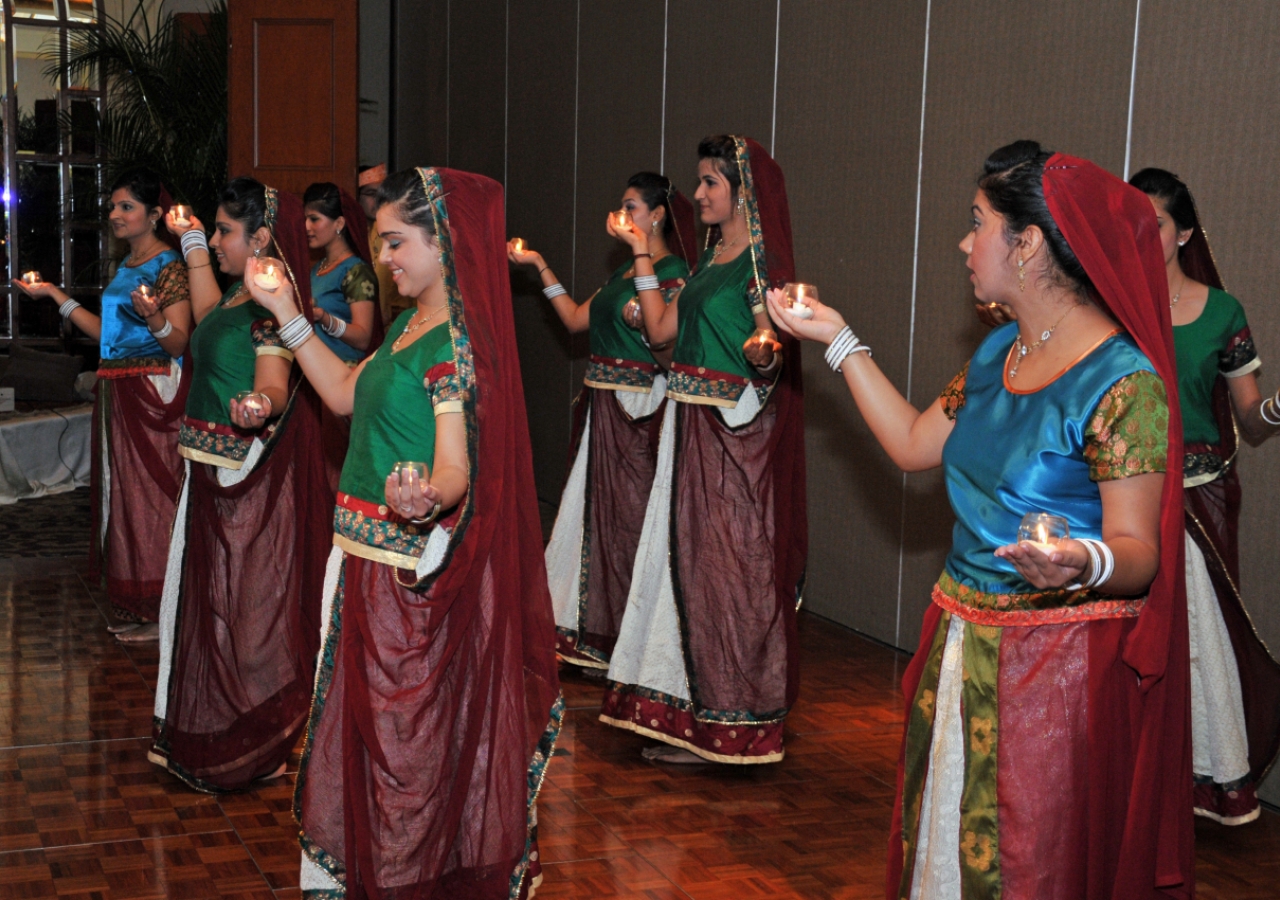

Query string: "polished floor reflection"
[0, 511, 1276, 898]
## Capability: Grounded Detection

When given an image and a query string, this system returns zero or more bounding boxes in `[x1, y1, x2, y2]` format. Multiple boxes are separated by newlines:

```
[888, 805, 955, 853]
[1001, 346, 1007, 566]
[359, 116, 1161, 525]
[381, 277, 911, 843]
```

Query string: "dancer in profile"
[510, 171, 695, 670]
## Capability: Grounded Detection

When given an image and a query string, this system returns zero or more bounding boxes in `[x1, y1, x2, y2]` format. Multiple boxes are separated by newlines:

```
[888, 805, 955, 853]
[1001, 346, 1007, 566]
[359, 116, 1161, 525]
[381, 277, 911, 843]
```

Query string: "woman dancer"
[13, 168, 190, 642]
[1129, 167, 1280, 825]
[773, 142, 1191, 900]
[150, 177, 332, 791]
[303, 181, 378, 361]
[601, 136, 807, 764]
[509, 171, 695, 669]
[249, 167, 560, 898]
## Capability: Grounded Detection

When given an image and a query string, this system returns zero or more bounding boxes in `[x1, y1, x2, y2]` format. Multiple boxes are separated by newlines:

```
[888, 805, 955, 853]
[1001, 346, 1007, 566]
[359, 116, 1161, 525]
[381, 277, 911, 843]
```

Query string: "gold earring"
[651, 220, 660, 234]
[735, 196, 745, 214]
[1017, 258, 1025, 291]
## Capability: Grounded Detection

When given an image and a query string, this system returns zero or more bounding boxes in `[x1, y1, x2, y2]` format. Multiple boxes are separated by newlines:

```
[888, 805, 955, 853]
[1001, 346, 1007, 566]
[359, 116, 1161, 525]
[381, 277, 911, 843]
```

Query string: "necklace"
[1008, 302, 1082, 379]
[129, 237, 167, 267]
[392, 303, 447, 352]
[712, 231, 744, 261]
[318, 250, 352, 276]
[1170, 273, 1185, 309]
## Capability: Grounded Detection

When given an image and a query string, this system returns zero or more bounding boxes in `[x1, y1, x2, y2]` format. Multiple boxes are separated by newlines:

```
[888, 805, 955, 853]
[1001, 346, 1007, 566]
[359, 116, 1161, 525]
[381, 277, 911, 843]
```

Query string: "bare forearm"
[292, 339, 360, 415]
[186, 251, 222, 323]
[1096, 535, 1160, 595]
[838, 353, 938, 471]
[430, 464, 469, 512]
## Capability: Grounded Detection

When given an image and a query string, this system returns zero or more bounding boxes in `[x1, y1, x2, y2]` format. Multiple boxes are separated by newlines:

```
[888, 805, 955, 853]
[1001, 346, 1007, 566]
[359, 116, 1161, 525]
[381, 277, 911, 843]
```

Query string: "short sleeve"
[1083, 371, 1168, 482]
[424, 342, 462, 416]
[251, 317, 295, 361]
[940, 362, 969, 421]
[659, 275, 686, 305]
[155, 260, 190, 310]
[340, 262, 378, 306]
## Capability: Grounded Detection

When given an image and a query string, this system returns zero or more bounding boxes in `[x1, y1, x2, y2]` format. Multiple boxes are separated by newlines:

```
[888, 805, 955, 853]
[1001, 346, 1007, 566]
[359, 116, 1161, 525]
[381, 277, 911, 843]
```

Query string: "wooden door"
[227, 0, 359, 196]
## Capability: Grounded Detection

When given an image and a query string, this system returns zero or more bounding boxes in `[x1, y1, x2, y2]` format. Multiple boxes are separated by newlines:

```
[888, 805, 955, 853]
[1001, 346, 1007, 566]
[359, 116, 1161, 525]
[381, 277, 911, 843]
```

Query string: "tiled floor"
[0, 552, 1277, 898]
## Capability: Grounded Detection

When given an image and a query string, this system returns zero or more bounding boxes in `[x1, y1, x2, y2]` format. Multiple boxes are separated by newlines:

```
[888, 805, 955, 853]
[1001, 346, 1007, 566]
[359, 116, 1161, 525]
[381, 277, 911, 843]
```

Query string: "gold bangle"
[409, 501, 442, 526]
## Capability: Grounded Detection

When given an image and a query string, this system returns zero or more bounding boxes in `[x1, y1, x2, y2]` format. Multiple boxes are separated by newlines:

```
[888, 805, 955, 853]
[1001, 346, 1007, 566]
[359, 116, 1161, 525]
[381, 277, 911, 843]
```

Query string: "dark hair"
[1128, 167, 1198, 232]
[375, 169, 438, 241]
[626, 171, 676, 237]
[977, 140, 1093, 296]
[303, 181, 355, 251]
[219, 176, 269, 234]
[110, 168, 164, 211]
[696, 134, 741, 193]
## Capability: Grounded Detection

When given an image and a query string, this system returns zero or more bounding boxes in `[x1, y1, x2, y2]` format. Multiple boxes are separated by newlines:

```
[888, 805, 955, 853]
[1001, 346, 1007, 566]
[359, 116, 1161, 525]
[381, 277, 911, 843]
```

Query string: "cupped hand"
[11, 278, 59, 300]
[975, 302, 1015, 329]
[130, 289, 161, 319]
[228, 394, 271, 431]
[164, 210, 204, 237]
[507, 240, 543, 268]
[742, 328, 782, 368]
[607, 215, 648, 254]
[385, 467, 443, 521]
[622, 298, 644, 330]
[765, 287, 847, 344]
[244, 257, 298, 320]
[993, 538, 1089, 590]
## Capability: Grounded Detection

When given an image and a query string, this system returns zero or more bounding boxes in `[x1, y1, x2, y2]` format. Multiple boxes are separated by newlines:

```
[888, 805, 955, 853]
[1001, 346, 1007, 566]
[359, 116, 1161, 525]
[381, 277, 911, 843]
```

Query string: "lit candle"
[172, 204, 191, 227]
[783, 282, 817, 320]
[254, 262, 282, 292]
[136, 284, 155, 305]
[613, 209, 633, 230]
[394, 461, 428, 482]
[1016, 512, 1069, 555]
[511, 237, 526, 253]
[21, 271, 41, 287]
[235, 390, 268, 417]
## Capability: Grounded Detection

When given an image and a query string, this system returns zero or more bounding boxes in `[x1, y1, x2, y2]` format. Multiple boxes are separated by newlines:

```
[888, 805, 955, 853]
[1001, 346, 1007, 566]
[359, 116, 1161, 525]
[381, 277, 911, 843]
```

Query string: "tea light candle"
[394, 461, 428, 482]
[172, 204, 191, 227]
[1016, 512, 1069, 555]
[253, 260, 283, 292]
[21, 271, 41, 287]
[136, 284, 155, 301]
[612, 209, 633, 230]
[783, 283, 818, 320]
[511, 237, 526, 254]
[235, 390, 268, 417]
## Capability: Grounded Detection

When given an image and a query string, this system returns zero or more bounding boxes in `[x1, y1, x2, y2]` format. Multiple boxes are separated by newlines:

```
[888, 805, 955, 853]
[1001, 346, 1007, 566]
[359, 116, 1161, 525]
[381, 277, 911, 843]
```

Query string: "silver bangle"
[150, 319, 174, 339]
[321, 313, 348, 338]
[633, 274, 660, 293]
[543, 282, 567, 300]
[180, 229, 208, 260]
[1261, 396, 1280, 426]
[1074, 538, 1115, 589]
[277, 314, 315, 351]
[59, 299, 82, 319]
[824, 325, 871, 372]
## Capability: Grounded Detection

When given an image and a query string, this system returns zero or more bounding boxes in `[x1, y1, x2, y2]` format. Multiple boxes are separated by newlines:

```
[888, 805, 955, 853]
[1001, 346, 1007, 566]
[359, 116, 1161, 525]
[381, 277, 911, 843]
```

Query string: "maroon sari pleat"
[91, 366, 190, 621]
[155, 383, 330, 791]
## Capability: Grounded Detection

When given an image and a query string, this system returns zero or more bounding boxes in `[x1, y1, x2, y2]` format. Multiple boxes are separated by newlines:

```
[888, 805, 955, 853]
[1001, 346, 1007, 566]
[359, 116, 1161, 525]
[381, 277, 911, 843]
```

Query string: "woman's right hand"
[507, 240, 544, 269]
[766, 287, 846, 344]
[244, 257, 300, 322]
[130, 288, 162, 319]
[164, 209, 204, 238]
[385, 466, 443, 521]
[10, 278, 61, 301]
[607, 214, 649, 255]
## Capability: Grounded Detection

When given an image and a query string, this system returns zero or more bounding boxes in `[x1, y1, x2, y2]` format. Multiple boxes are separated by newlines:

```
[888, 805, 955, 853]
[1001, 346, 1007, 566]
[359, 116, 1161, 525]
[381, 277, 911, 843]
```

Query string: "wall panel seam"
[1123, 0, 1142, 179]
[660, 0, 668, 172]
[770, 0, 780, 156]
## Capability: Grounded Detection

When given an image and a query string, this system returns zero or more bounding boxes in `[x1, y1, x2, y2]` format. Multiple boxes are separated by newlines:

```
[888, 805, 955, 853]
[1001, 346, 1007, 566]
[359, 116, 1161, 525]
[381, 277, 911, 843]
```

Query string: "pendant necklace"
[712, 231, 743, 261]
[1170, 274, 1185, 309]
[392, 303, 447, 352]
[1008, 302, 1082, 379]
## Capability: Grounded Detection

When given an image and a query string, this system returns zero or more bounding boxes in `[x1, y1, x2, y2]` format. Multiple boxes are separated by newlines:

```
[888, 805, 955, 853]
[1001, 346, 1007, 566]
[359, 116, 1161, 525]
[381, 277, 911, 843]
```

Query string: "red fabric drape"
[296, 168, 562, 899]
[90, 365, 190, 620]
[340, 188, 373, 266]
[1042, 155, 1192, 897]
[156, 186, 180, 250]
[270, 189, 314, 311]
[666, 188, 699, 270]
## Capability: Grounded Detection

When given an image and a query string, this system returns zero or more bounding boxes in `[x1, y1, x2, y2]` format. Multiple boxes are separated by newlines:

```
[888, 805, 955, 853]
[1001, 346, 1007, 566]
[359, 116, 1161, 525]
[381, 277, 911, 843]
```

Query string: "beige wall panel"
[773, 0, 927, 643]
[1129, 0, 1280, 805]
[506, 0, 581, 502]
[392, 0, 448, 168]
[900, 0, 1137, 649]
[445, 0, 507, 182]
[661, 0, 778, 194]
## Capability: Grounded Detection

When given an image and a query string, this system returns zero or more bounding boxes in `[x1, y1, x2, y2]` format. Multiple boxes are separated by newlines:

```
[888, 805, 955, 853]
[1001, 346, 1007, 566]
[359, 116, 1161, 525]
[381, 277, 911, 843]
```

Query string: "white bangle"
[321, 313, 347, 338]
[1261, 396, 1280, 426]
[824, 325, 871, 372]
[180, 229, 208, 260]
[150, 319, 173, 339]
[633, 274, 660, 293]
[543, 282, 567, 300]
[277, 314, 315, 351]
[1072, 538, 1115, 589]
[59, 299, 82, 318]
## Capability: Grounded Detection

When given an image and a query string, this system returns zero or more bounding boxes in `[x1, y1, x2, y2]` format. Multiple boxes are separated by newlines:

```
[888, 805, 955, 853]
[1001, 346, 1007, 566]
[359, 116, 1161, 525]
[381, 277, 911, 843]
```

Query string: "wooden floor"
[0, 553, 1276, 899]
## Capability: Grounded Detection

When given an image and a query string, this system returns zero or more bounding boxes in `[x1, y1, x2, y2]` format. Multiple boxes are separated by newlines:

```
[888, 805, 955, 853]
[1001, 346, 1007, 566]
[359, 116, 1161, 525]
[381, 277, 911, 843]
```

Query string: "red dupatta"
[1042, 155, 1192, 897]
[666, 187, 699, 270]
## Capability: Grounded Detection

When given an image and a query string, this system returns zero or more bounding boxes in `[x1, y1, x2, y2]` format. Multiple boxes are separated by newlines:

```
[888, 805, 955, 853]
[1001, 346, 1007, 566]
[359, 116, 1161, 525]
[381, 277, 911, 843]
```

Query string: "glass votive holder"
[611, 209, 633, 231]
[1017, 512, 1069, 554]
[782, 282, 817, 319]
[172, 204, 191, 227]
[234, 390, 269, 418]
[21, 270, 42, 286]
[511, 237, 526, 253]
[252, 257, 286, 292]
[135, 284, 155, 301]
[393, 461, 428, 482]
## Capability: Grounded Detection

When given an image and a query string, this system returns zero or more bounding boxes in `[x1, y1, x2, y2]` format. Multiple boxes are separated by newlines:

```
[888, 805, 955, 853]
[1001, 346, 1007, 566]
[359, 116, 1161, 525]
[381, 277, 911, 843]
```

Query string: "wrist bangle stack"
[180, 229, 209, 261]
[824, 326, 872, 372]
[321, 314, 348, 339]
[1069, 538, 1115, 590]
[278, 314, 315, 351]
[543, 283, 567, 300]
[58, 299, 82, 319]
[633, 274, 660, 293]
[150, 319, 174, 339]
[1261, 396, 1280, 426]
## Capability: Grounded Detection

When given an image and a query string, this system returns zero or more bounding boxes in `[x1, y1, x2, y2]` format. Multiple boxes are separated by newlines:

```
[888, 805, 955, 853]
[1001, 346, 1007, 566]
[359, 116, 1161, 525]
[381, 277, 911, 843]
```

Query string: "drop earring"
[1017, 258, 1026, 291]
[651, 220, 660, 235]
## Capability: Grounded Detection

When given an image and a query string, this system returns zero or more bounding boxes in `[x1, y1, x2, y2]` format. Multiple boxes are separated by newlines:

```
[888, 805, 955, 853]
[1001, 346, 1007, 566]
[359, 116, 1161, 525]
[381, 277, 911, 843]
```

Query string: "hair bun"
[983, 140, 1043, 175]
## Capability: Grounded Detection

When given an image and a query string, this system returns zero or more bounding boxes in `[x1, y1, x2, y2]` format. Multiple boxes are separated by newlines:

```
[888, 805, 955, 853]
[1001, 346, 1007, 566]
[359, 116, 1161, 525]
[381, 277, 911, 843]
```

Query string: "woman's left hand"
[994, 538, 1089, 589]
[765, 287, 847, 344]
[742, 328, 782, 368]
[244, 257, 300, 322]
[607, 214, 649, 255]
[130, 289, 161, 319]
[386, 467, 443, 521]
[229, 393, 271, 431]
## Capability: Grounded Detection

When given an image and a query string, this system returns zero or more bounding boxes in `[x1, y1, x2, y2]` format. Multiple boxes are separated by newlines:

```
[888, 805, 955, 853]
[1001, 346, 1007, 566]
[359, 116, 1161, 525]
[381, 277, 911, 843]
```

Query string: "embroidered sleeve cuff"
[1222, 357, 1262, 379]
[254, 346, 295, 361]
